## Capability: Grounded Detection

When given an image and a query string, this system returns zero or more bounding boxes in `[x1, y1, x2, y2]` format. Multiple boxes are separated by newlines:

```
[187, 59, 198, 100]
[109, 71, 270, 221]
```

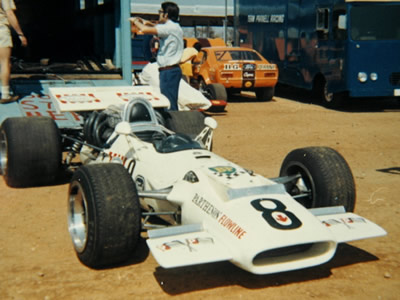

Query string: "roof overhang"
[131, 0, 234, 17]
[346, 0, 399, 2]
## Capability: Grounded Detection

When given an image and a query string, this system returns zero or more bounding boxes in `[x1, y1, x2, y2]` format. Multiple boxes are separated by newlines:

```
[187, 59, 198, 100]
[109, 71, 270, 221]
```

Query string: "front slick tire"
[279, 147, 355, 212]
[68, 163, 141, 268]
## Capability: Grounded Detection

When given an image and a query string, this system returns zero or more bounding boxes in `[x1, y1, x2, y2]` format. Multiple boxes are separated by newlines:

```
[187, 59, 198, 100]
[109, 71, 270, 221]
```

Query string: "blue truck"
[235, 0, 400, 107]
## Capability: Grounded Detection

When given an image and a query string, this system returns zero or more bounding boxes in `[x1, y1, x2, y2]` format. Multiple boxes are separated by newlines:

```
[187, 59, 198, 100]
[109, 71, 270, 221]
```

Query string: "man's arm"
[6, 9, 27, 47]
[130, 17, 158, 35]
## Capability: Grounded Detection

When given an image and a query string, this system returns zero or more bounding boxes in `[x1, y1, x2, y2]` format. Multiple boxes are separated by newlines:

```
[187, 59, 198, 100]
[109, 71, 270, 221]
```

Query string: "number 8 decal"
[251, 198, 302, 230]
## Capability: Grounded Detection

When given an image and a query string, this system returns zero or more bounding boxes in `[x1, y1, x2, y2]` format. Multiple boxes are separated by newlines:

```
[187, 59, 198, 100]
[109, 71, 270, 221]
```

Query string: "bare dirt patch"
[1, 92, 399, 299]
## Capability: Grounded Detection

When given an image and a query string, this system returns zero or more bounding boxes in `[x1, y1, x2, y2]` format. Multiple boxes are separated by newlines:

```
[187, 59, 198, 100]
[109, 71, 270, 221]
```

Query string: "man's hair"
[193, 42, 202, 52]
[162, 2, 180, 22]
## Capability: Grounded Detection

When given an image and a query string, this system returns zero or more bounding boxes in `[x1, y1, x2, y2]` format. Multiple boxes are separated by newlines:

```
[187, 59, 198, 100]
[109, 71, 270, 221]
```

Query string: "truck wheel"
[68, 163, 141, 268]
[279, 147, 355, 212]
[255, 87, 274, 101]
[325, 92, 346, 109]
[164, 110, 205, 138]
[0, 117, 61, 187]
[314, 77, 344, 108]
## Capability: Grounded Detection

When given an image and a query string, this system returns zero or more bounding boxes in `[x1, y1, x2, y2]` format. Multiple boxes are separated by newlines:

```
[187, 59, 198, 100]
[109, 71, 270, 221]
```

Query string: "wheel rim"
[283, 163, 316, 208]
[323, 83, 334, 103]
[68, 181, 89, 253]
[199, 81, 213, 99]
[0, 130, 8, 175]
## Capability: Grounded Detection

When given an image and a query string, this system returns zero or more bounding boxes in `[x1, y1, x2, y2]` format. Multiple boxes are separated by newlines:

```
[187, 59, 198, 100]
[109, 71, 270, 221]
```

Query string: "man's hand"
[19, 35, 28, 47]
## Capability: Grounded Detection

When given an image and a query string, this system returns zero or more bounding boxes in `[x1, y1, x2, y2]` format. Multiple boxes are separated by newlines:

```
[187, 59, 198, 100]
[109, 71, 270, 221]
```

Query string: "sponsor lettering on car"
[224, 64, 241, 71]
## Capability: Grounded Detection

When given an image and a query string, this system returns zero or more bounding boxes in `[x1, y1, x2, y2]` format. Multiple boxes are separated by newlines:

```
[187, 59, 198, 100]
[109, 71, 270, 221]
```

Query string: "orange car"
[191, 47, 279, 101]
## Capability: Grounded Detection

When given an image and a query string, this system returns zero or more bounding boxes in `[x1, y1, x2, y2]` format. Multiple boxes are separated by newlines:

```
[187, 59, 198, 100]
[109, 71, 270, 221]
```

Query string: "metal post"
[224, 0, 228, 43]
[119, 0, 132, 85]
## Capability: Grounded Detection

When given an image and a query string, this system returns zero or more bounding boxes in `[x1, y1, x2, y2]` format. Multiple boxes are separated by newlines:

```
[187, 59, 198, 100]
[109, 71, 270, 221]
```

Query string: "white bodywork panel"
[48, 70, 212, 113]
[49, 85, 170, 112]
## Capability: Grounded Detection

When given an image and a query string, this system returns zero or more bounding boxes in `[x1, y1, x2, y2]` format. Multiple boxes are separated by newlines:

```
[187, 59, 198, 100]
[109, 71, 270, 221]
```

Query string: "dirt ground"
[1, 89, 399, 299]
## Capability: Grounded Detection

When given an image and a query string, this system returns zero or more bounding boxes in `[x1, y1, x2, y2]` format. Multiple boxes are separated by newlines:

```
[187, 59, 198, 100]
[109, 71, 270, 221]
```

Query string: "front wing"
[311, 207, 387, 243]
[146, 209, 386, 274]
[147, 224, 232, 268]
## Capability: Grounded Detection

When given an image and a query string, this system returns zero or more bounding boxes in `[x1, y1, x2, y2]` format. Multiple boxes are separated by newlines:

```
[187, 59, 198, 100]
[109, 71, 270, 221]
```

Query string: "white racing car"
[0, 91, 386, 275]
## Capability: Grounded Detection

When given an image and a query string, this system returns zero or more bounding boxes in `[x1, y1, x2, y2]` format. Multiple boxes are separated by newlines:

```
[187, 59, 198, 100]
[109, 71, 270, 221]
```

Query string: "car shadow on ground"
[91, 237, 150, 270]
[227, 91, 277, 104]
[274, 84, 400, 113]
[152, 243, 379, 295]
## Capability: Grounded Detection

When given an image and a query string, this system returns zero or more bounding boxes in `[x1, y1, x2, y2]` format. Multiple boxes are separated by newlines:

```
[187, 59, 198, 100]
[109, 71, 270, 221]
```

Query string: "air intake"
[253, 242, 333, 266]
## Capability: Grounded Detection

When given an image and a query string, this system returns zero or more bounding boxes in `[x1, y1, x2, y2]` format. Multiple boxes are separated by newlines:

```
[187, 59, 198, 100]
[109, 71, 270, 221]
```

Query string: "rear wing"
[48, 86, 170, 113]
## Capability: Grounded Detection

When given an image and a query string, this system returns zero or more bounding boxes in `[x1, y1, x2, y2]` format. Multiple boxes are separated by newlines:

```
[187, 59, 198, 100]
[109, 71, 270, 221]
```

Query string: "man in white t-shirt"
[180, 41, 202, 82]
[0, 0, 27, 103]
[131, 2, 183, 111]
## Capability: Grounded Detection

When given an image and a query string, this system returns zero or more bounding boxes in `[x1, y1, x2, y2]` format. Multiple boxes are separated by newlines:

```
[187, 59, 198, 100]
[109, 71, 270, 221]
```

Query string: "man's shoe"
[0, 95, 19, 104]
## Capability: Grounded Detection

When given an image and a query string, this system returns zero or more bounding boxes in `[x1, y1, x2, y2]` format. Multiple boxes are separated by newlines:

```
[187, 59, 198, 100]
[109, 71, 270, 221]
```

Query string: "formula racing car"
[0, 91, 386, 275]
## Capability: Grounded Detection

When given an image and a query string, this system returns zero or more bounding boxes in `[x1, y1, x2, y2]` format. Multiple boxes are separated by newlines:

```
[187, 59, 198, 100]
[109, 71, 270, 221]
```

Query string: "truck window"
[333, 7, 347, 40]
[350, 5, 400, 41]
[316, 8, 330, 40]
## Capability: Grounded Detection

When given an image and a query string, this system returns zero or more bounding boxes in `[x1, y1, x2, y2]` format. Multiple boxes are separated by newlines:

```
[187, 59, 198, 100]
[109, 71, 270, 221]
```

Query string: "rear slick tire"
[0, 117, 61, 187]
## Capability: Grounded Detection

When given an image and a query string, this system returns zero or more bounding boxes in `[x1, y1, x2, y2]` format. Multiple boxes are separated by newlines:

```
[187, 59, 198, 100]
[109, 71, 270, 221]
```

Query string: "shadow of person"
[377, 167, 400, 175]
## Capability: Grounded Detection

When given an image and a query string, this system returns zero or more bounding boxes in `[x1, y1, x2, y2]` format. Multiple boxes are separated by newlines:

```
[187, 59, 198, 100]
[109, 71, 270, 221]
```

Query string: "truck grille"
[389, 72, 400, 86]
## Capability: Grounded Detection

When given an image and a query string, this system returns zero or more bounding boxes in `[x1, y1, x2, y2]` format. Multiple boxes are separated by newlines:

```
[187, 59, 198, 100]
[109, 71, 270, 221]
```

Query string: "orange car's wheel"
[255, 87, 274, 101]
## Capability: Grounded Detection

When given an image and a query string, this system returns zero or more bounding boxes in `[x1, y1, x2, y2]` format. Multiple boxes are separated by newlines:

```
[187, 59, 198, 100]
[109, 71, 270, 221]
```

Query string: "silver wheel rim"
[199, 81, 207, 94]
[0, 130, 8, 175]
[68, 181, 89, 253]
[324, 84, 333, 102]
[284, 163, 316, 208]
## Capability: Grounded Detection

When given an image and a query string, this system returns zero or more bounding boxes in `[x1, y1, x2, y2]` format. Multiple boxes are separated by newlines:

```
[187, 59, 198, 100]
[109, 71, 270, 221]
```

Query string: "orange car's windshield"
[214, 50, 262, 61]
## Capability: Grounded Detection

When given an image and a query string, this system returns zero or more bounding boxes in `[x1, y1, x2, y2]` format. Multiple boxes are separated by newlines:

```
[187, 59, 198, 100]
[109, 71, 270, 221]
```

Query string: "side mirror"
[338, 15, 347, 30]
[204, 117, 218, 129]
